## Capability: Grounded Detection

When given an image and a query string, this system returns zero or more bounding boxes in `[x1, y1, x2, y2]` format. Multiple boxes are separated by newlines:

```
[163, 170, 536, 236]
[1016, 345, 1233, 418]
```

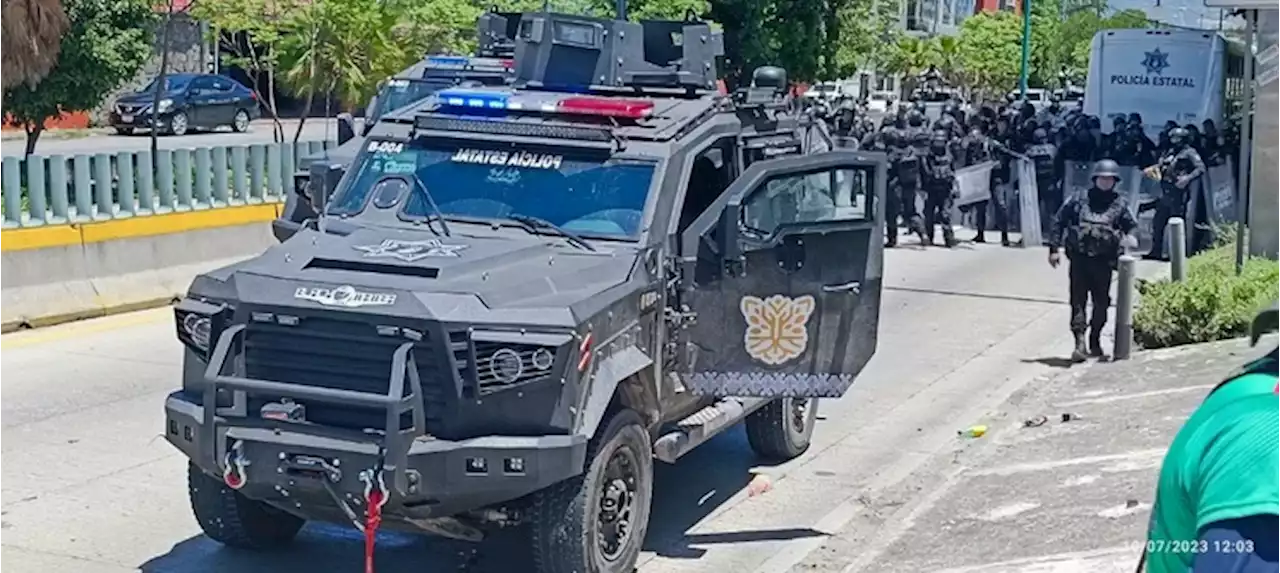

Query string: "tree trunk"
[267, 70, 283, 142]
[150, 1, 176, 160]
[24, 120, 45, 157]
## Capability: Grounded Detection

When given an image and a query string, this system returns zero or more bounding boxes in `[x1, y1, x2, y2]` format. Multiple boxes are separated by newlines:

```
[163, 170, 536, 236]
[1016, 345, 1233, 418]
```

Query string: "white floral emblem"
[740, 294, 816, 365]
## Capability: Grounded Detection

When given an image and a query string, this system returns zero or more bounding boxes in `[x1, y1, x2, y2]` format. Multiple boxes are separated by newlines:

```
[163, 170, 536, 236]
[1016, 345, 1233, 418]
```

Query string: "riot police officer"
[1143, 127, 1206, 261]
[887, 127, 927, 246]
[1047, 159, 1139, 362]
[906, 110, 930, 156]
[964, 126, 1010, 246]
[1025, 127, 1062, 235]
[921, 131, 958, 247]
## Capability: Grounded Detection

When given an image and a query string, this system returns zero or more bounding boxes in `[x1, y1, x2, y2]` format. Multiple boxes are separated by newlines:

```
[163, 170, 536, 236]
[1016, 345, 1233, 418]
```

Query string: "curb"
[1, 295, 177, 334]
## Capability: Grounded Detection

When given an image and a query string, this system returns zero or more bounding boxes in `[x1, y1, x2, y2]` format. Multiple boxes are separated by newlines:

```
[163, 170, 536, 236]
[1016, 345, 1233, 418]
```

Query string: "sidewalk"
[788, 336, 1271, 573]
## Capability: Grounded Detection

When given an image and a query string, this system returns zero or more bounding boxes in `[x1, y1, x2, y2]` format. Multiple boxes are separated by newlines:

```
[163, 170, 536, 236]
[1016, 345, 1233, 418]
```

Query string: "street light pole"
[1019, 0, 1032, 99]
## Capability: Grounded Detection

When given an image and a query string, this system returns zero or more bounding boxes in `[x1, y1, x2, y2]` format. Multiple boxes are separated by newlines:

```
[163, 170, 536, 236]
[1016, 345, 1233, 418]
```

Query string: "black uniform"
[1025, 129, 1061, 236]
[964, 129, 1010, 245]
[886, 129, 927, 246]
[1143, 129, 1206, 260]
[921, 135, 958, 247]
[1048, 161, 1139, 360]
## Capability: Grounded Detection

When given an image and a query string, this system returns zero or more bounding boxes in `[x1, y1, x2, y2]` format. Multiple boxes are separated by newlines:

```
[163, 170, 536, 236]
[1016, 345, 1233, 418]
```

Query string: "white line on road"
[1054, 384, 1216, 408]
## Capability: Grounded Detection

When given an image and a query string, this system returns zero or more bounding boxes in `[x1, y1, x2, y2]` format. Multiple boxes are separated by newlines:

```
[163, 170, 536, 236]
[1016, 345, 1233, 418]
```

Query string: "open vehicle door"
[678, 150, 885, 397]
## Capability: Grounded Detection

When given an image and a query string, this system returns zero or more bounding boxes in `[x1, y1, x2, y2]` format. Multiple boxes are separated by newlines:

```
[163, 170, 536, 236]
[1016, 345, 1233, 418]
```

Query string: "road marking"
[0, 307, 171, 350]
[883, 285, 1067, 306]
[969, 449, 1167, 477]
[1055, 384, 1215, 408]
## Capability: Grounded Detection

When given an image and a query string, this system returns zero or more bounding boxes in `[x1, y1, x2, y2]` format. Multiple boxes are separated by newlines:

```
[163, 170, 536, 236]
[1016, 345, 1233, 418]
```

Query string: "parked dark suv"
[109, 73, 261, 136]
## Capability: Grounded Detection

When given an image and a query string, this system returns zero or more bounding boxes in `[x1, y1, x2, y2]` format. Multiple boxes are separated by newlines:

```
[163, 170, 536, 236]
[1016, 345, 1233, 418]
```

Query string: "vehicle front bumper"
[108, 110, 173, 129]
[166, 394, 588, 523]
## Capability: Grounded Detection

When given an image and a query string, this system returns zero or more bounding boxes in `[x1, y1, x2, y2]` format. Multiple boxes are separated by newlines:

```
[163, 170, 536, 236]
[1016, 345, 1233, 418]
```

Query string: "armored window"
[741, 168, 870, 234]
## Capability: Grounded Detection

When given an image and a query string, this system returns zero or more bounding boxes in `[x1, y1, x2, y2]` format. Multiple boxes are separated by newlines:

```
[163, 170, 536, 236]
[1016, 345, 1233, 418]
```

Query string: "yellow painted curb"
[0, 202, 282, 252]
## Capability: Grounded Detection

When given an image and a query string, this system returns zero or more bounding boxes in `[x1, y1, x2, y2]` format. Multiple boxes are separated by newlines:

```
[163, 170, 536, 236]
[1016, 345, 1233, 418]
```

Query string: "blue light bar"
[437, 88, 511, 110]
[427, 56, 471, 68]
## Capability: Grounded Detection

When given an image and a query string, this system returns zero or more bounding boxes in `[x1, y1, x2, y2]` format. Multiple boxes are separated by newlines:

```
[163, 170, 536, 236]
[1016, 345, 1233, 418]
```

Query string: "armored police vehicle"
[167, 9, 886, 573]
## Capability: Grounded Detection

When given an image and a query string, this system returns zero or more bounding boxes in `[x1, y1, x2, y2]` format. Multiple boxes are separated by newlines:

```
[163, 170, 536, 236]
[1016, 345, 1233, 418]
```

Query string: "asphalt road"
[0, 239, 1166, 573]
[0, 119, 340, 158]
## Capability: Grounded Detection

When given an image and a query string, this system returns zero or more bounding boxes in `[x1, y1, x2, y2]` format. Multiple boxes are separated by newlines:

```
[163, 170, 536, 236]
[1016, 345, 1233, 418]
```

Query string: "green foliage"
[955, 11, 1020, 97]
[1134, 245, 1280, 349]
[2, 0, 156, 133]
[833, 0, 902, 77]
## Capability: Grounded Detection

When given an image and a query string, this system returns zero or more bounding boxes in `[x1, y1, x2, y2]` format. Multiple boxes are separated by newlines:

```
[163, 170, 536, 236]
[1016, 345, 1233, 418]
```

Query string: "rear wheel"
[188, 463, 303, 549]
[745, 397, 818, 461]
[527, 409, 653, 573]
[231, 109, 250, 133]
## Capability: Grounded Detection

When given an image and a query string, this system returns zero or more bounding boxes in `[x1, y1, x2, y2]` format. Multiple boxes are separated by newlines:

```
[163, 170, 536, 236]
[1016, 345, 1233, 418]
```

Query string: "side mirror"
[307, 162, 344, 215]
[362, 95, 379, 136]
[336, 112, 356, 145]
[718, 203, 742, 271]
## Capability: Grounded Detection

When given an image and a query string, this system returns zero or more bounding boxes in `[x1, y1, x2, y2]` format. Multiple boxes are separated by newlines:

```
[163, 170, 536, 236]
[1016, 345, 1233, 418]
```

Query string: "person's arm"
[1191, 515, 1278, 573]
[1179, 150, 1207, 187]
[1047, 200, 1075, 253]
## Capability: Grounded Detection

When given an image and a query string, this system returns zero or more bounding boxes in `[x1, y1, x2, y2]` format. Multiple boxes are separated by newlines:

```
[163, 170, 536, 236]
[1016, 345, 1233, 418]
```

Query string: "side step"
[652, 397, 769, 463]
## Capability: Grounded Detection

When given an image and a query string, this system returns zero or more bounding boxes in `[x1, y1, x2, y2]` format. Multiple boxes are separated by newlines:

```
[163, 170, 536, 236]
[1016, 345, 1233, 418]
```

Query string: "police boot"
[1088, 328, 1104, 358]
[1071, 331, 1088, 363]
[973, 230, 986, 243]
[943, 228, 957, 248]
[1000, 231, 1011, 247]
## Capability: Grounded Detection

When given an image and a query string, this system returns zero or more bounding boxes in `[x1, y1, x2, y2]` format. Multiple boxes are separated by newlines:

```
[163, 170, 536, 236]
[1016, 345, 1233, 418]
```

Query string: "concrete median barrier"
[1, 204, 280, 331]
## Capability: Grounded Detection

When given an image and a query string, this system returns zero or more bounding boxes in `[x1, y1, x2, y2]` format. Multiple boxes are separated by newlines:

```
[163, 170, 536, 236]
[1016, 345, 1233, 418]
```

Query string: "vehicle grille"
[117, 103, 146, 115]
[241, 315, 454, 432]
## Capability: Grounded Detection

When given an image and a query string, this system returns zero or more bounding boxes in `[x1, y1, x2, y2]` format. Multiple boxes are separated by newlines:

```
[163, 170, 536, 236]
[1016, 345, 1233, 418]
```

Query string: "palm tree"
[886, 36, 938, 95]
[1, 0, 70, 90]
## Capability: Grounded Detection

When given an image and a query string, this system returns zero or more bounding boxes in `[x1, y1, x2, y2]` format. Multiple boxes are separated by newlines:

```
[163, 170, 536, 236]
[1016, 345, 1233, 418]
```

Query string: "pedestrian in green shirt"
[1142, 301, 1279, 573]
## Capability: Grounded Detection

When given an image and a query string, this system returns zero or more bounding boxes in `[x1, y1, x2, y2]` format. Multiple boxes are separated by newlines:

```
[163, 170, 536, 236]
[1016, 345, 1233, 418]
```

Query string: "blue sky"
[1111, 0, 1244, 31]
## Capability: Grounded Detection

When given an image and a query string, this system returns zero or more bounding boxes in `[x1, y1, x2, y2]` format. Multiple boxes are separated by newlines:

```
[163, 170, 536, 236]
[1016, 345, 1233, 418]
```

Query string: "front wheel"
[745, 397, 819, 461]
[168, 111, 189, 136]
[527, 409, 654, 573]
[188, 463, 304, 549]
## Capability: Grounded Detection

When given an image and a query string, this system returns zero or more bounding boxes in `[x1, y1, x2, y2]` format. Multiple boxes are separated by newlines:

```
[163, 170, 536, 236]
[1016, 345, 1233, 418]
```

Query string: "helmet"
[912, 99, 927, 112]
[1169, 127, 1189, 144]
[907, 110, 925, 126]
[1128, 112, 1143, 125]
[1032, 128, 1048, 143]
[882, 128, 899, 147]
[1091, 159, 1122, 181]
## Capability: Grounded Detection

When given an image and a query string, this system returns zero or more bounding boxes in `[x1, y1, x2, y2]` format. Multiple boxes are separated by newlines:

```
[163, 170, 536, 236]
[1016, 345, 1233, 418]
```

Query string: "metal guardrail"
[0, 140, 336, 228]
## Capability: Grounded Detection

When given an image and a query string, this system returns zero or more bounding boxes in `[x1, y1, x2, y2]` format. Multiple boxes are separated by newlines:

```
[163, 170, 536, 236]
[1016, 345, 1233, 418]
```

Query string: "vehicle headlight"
[174, 297, 231, 359]
[158, 98, 173, 112]
[467, 332, 569, 395]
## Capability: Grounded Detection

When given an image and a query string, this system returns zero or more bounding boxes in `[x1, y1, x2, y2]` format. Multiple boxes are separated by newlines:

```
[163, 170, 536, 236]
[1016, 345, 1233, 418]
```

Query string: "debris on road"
[958, 425, 988, 438]
[747, 472, 773, 497]
[1023, 415, 1049, 428]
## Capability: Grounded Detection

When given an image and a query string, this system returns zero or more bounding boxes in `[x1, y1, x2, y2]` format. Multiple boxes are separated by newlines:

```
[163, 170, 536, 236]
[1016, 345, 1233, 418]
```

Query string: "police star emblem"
[354, 238, 467, 261]
[1142, 48, 1170, 75]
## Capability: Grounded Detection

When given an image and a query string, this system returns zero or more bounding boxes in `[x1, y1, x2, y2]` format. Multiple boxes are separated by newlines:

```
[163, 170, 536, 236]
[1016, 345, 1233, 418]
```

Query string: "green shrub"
[1134, 244, 1279, 349]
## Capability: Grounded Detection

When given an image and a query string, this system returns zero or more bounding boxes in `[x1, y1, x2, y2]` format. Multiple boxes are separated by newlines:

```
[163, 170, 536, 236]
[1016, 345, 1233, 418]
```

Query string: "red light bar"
[557, 96, 654, 119]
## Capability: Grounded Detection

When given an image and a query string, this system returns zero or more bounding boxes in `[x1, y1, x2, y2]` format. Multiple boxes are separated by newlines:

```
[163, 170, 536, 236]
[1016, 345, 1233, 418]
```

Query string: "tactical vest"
[894, 147, 920, 185]
[1075, 199, 1126, 258]
[1027, 144, 1056, 179]
[925, 153, 954, 188]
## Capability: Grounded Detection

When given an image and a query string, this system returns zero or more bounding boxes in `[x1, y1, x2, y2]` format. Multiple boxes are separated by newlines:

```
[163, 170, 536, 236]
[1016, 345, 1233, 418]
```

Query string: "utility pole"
[1019, 0, 1032, 98]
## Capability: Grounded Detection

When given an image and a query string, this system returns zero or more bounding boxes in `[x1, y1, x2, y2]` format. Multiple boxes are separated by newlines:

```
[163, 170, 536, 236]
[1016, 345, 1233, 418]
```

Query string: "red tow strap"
[364, 488, 385, 573]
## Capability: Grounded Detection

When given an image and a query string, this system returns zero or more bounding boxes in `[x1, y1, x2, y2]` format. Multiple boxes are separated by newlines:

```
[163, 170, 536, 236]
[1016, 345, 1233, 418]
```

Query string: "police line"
[949, 157, 1239, 250]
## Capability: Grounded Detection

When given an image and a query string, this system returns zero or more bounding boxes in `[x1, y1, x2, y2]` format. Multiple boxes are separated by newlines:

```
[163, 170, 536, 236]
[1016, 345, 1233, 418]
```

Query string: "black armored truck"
[166, 8, 887, 573]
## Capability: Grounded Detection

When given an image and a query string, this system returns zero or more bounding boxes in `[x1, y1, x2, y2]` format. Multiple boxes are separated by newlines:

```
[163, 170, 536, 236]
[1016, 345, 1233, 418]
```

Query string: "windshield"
[371, 79, 453, 121]
[328, 142, 657, 239]
[142, 75, 193, 93]
[869, 92, 891, 101]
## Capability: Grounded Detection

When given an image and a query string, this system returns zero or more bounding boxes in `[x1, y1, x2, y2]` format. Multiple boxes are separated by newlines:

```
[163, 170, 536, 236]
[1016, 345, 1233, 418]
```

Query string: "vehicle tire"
[187, 463, 303, 549]
[114, 127, 134, 136]
[168, 111, 189, 136]
[231, 109, 250, 133]
[745, 397, 819, 461]
[527, 409, 654, 573]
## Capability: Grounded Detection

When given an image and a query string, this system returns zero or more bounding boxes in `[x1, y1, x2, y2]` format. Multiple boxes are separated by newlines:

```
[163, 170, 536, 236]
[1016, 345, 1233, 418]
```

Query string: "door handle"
[822, 281, 860, 294]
